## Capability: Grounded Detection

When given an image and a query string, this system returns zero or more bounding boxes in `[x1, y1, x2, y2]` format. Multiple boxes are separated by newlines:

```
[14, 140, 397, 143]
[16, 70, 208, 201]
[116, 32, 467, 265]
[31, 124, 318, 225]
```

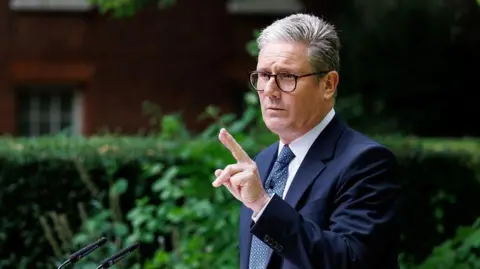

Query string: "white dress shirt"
[252, 108, 335, 222]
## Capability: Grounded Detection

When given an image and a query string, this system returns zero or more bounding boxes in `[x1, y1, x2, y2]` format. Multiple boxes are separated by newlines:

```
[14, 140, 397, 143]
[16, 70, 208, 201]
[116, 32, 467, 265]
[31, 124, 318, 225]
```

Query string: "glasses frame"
[249, 71, 330, 93]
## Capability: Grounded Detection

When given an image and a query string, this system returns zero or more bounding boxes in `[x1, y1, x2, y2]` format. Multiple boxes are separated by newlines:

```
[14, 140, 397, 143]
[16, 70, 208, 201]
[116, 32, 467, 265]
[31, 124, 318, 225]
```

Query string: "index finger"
[219, 128, 251, 163]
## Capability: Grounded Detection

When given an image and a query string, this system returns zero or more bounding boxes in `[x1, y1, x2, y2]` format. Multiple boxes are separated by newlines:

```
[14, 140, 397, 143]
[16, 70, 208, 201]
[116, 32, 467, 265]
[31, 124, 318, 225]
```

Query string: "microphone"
[95, 243, 140, 269]
[57, 237, 108, 269]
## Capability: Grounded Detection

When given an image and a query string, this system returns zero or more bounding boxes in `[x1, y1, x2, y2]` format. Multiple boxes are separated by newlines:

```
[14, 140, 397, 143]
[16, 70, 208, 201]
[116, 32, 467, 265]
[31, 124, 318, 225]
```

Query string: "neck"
[279, 113, 329, 145]
[279, 125, 316, 145]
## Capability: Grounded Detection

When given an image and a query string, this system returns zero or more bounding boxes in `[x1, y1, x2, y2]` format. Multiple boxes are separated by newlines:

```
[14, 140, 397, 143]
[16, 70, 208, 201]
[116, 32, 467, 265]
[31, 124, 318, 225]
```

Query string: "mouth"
[267, 107, 285, 111]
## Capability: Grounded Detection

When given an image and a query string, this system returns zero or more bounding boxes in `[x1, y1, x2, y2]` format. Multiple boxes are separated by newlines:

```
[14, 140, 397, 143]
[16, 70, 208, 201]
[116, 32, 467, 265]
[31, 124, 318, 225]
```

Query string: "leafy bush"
[0, 93, 479, 268]
[404, 217, 480, 269]
[0, 134, 172, 268]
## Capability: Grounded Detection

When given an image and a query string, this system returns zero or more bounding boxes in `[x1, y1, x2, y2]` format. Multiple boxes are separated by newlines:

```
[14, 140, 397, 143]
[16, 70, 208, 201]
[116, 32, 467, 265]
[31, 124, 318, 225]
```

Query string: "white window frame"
[17, 86, 83, 137]
[9, 0, 93, 11]
[227, 0, 304, 14]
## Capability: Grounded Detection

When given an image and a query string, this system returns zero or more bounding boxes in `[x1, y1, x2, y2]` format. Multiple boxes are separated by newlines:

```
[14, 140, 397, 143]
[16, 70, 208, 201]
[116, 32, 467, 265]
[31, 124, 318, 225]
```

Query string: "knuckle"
[230, 176, 241, 186]
[224, 164, 233, 173]
[247, 163, 258, 172]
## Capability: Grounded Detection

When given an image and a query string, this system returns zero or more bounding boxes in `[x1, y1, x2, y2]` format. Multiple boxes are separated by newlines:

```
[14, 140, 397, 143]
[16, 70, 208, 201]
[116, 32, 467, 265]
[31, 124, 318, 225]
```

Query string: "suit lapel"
[258, 142, 279, 186]
[285, 116, 346, 208]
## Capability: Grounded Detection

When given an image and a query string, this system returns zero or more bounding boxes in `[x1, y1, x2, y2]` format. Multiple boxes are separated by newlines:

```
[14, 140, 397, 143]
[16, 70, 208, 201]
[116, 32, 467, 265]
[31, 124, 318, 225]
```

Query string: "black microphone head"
[57, 237, 108, 269]
[96, 243, 140, 269]
[68, 237, 108, 262]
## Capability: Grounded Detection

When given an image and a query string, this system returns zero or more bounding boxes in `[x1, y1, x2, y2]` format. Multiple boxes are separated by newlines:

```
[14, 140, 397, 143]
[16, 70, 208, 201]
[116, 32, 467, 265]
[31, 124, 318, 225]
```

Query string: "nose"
[263, 76, 281, 98]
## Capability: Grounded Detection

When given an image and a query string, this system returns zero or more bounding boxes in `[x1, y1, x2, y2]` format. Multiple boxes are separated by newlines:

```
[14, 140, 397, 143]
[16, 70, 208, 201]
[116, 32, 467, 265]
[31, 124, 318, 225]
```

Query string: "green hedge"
[0, 136, 167, 268]
[0, 106, 479, 268]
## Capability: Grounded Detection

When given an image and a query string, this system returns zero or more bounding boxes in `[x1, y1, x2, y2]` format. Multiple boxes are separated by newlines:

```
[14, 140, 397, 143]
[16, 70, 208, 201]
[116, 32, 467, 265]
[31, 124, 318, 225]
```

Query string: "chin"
[264, 117, 305, 143]
[263, 118, 289, 135]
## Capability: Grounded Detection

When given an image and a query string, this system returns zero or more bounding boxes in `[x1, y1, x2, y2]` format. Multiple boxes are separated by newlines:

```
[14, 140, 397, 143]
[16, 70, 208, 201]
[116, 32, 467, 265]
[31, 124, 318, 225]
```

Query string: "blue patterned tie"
[249, 145, 295, 269]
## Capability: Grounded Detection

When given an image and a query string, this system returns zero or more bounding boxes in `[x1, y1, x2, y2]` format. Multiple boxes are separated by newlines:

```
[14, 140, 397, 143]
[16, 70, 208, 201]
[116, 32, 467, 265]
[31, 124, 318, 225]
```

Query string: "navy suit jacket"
[239, 115, 403, 269]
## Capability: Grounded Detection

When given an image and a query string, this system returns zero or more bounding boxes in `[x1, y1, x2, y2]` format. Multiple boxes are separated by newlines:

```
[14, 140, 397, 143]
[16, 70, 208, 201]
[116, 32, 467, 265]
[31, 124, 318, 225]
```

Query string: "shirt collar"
[278, 108, 335, 163]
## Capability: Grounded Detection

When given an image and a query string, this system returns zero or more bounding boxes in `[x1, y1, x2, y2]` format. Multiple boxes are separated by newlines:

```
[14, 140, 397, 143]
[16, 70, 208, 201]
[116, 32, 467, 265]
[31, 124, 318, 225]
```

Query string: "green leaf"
[151, 250, 170, 265]
[151, 177, 169, 193]
[166, 207, 184, 223]
[162, 166, 179, 182]
[113, 222, 129, 237]
[110, 178, 128, 196]
[142, 163, 164, 178]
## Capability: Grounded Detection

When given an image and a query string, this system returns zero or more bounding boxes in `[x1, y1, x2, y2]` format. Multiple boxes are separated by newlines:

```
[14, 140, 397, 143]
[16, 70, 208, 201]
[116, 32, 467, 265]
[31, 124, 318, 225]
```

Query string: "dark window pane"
[39, 122, 50, 135]
[18, 121, 30, 136]
[15, 84, 78, 137]
[61, 113, 72, 122]
[60, 121, 71, 131]
[60, 93, 73, 114]
[39, 93, 50, 114]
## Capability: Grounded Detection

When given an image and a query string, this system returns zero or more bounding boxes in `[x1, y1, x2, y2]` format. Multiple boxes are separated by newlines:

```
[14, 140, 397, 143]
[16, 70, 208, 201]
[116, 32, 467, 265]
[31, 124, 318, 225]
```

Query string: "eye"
[278, 73, 295, 81]
[257, 72, 270, 80]
[258, 73, 268, 78]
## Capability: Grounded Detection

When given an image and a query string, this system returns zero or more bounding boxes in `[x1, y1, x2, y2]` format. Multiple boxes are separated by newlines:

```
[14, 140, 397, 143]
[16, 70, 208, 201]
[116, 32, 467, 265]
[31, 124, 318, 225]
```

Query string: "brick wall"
[0, 1, 13, 134]
[0, 1, 243, 135]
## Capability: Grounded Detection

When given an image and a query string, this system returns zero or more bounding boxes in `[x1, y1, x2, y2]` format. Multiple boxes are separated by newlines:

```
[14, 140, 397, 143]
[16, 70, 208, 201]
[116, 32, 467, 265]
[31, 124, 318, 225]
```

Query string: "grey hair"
[257, 13, 341, 73]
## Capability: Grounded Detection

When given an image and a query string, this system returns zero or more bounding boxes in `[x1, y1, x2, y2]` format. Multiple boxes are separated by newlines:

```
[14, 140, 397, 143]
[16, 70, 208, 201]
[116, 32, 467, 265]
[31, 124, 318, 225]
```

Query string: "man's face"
[256, 41, 336, 142]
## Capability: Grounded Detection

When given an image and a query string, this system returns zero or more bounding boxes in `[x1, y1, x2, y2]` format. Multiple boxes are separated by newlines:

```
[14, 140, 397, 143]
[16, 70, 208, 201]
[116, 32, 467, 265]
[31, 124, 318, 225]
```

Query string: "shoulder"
[336, 126, 398, 176]
[340, 126, 395, 158]
[335, 127, 398, 180]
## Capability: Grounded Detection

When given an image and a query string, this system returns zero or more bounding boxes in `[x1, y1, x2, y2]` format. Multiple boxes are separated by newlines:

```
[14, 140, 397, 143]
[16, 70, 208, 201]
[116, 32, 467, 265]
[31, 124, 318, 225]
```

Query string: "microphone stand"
[56, 237, 107, 269]
[57, 260, 70, 269]
[95, 243, 140, 269]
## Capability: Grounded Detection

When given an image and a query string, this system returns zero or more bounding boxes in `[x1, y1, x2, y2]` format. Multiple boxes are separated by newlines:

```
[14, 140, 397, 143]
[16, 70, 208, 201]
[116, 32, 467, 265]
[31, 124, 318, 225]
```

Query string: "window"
[16, 85, 83, 137]
[9, 0, 93, 11]
[227, 0, 304, 14]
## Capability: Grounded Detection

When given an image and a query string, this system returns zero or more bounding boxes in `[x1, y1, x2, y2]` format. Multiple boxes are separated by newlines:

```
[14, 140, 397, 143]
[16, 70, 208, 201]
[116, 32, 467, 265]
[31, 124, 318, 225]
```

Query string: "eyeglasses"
[249, 71, 330, 92]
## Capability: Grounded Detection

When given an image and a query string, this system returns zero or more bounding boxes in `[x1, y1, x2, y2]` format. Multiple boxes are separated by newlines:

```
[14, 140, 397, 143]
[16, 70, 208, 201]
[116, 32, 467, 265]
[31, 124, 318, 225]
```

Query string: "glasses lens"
[277, 73, 296, 92]
[249, 72, 297, 92]
[250, 73, 258, 90]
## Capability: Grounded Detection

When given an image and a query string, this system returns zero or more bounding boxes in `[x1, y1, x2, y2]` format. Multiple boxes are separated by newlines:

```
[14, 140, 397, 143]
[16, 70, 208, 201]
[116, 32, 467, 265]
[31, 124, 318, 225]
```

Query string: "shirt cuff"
[251, 195, 273, 222]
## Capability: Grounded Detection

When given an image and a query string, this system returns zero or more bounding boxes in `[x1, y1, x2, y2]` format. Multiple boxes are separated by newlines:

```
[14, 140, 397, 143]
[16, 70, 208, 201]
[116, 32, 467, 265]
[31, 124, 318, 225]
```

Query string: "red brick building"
[0, 0, 305, 136]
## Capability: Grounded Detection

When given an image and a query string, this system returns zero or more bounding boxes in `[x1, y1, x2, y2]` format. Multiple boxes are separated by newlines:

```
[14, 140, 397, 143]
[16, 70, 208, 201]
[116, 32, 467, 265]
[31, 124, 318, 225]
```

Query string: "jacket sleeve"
[249, 146, 403, 269]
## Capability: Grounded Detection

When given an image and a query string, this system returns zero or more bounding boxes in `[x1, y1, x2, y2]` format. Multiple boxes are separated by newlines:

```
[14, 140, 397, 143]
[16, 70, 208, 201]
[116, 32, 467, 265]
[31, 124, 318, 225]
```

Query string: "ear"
[323, 71, 339, 101]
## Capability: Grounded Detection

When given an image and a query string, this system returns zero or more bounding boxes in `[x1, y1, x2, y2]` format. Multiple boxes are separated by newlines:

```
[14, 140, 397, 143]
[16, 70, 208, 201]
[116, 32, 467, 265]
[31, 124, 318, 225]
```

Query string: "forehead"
[257, 42, 310, 71]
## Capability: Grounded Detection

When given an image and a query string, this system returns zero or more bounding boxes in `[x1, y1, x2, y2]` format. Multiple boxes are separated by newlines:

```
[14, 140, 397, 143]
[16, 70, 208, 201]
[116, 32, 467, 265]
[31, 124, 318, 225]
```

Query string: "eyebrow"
[256, 67, 295, 73]
[256, 66, 270, 72]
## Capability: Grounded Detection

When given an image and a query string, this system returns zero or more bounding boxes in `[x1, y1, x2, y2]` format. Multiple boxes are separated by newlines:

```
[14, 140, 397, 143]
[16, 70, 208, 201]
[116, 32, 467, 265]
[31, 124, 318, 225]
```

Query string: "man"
[212, 13, 402, 269]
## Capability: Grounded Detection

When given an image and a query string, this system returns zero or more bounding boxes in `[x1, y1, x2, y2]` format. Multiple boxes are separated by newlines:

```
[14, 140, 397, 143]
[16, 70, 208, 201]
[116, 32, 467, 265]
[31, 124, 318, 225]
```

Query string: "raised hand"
[212, 128, 269, 213]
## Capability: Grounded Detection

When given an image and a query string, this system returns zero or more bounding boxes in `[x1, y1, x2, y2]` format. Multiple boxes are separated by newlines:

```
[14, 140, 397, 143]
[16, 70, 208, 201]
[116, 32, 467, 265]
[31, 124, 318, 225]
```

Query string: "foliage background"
[1, 95, 479, 268]
[0, 0, 479, 268]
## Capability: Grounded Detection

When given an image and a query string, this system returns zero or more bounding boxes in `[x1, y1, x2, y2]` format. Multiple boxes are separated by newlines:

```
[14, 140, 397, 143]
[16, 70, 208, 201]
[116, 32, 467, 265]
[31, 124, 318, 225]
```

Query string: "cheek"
[289, 93, 318, 118]
[285, 97, 302, 117]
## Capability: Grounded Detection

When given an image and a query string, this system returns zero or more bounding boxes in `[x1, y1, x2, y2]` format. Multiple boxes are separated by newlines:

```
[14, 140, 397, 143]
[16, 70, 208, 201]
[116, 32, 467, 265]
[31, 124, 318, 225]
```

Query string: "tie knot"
[277, 145, 295, 165]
